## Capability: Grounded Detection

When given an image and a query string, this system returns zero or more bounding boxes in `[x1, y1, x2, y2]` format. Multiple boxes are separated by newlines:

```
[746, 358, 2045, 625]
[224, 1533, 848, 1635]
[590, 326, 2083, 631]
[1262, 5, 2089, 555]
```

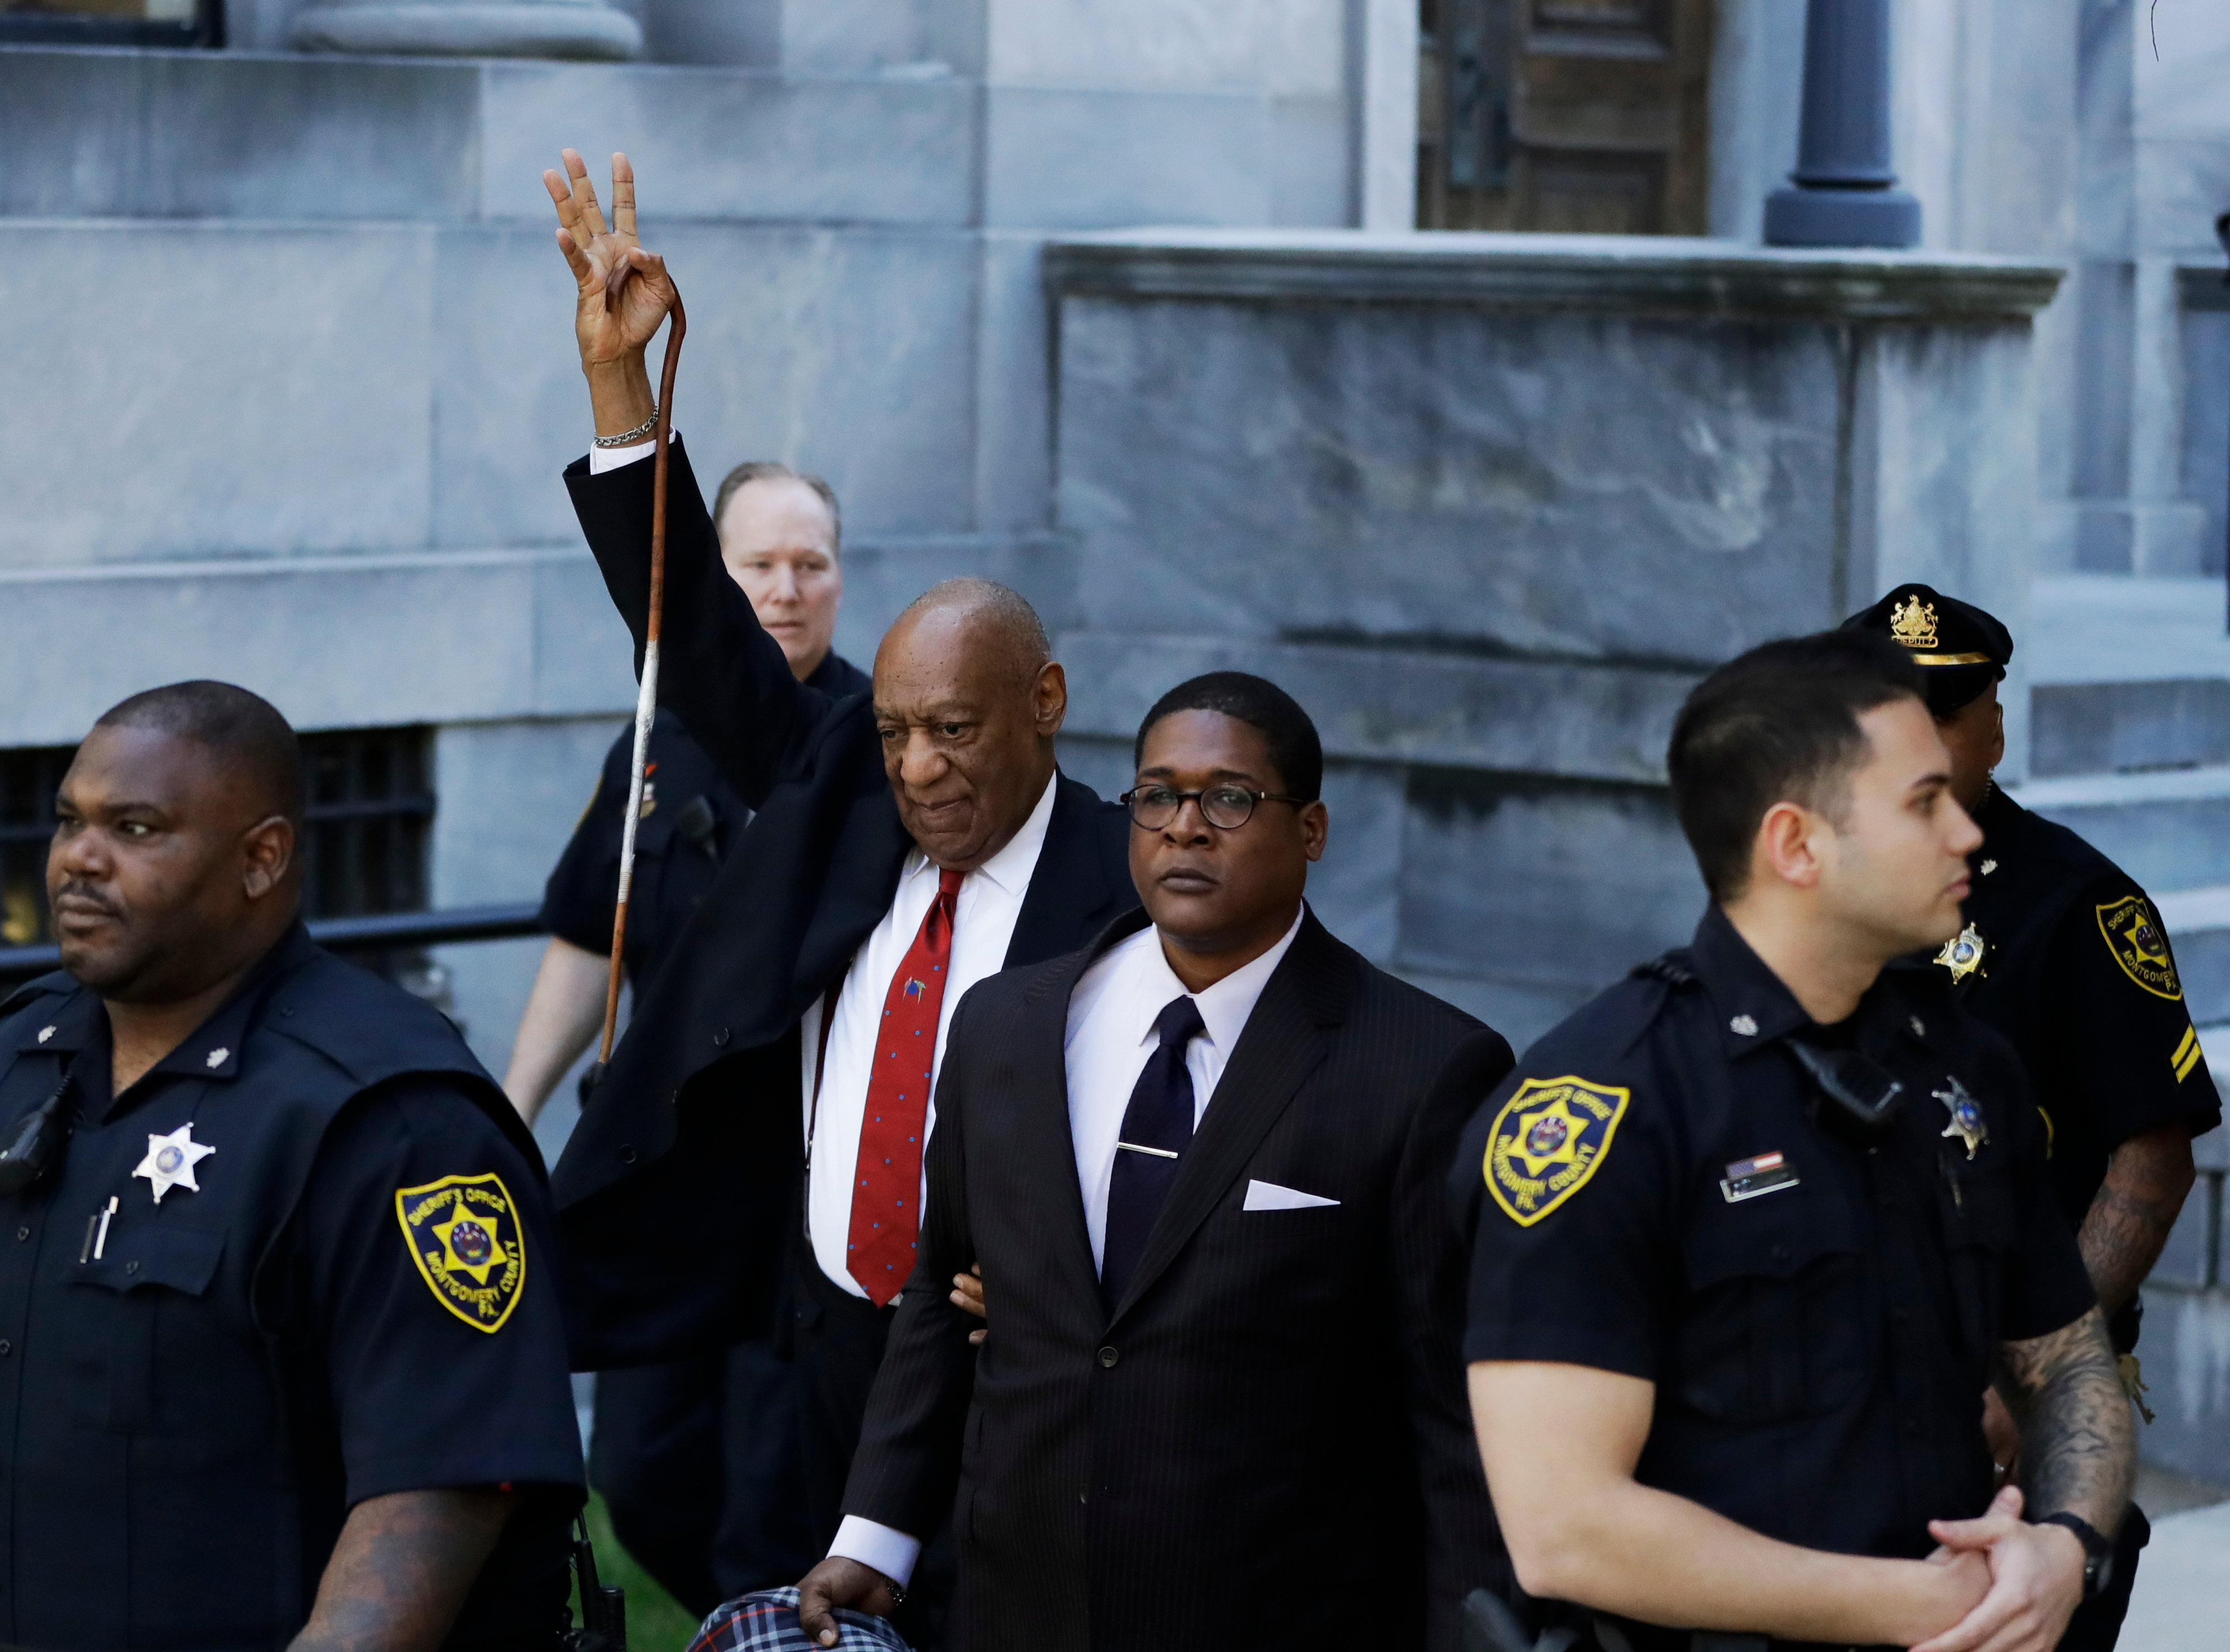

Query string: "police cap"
[1840, 582, 2011, 717]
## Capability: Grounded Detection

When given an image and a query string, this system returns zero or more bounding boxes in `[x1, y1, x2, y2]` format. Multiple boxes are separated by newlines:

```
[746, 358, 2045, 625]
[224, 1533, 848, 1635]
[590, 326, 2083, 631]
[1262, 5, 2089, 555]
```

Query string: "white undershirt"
[799, 774, 1057, 1299]
[828, 906, 1304, 1586]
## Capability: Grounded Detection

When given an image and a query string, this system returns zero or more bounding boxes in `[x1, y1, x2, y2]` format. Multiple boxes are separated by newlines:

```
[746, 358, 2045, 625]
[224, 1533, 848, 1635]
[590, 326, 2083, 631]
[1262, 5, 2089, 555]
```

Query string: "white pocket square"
[1244, 1179, 1339, 1211]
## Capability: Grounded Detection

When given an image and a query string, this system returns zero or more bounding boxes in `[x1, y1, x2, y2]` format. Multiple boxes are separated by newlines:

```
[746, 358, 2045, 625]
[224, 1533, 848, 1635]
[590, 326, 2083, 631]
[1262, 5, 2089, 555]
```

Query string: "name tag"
[1720, 1150, 1799, 1204]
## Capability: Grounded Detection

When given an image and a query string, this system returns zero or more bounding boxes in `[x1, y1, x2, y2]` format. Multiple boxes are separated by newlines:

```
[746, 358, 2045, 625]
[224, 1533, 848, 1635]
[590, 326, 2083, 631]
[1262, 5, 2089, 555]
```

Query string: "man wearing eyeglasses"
[794, 671, 1517, 1652]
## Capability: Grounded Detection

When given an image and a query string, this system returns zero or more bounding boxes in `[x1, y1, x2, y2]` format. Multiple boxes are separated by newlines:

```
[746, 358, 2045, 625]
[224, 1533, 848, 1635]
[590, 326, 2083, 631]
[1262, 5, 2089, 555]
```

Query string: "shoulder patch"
[395, 1173, 527, 1333]
[2097, 895, 2182, 1001]
[1483, 1076, 1631, 1226]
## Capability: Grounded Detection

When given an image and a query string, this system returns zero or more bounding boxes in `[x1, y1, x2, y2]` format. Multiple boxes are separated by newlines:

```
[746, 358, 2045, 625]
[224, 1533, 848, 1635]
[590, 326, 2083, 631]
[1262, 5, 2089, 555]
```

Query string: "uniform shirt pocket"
[1941, 1158, 2020, 1378]
[1670, 1191, 1869, 1424]
[64, 1223, 226, 1433]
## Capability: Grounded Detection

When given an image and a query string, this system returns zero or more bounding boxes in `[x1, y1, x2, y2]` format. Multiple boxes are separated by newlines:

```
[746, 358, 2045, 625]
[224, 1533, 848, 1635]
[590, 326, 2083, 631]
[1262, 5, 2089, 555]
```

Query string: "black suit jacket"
[843, 908, 1516, 1652]
[555, 441, 1136, 1369]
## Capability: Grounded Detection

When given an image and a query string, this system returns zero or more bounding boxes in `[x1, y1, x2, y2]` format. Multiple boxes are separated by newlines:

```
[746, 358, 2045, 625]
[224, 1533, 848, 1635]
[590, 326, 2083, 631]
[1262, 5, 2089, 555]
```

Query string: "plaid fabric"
[687, 1587, 913, 1652]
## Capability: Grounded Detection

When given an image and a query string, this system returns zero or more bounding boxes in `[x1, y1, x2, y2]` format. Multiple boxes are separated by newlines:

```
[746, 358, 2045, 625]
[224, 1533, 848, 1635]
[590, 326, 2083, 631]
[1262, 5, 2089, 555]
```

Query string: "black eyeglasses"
[1120, 785, 1308, 831]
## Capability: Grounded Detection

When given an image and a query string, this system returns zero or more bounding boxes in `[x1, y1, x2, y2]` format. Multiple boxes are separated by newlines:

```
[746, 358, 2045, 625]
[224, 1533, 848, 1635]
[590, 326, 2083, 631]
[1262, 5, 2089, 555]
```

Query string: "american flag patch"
[1720, 1151, 1798, 1204]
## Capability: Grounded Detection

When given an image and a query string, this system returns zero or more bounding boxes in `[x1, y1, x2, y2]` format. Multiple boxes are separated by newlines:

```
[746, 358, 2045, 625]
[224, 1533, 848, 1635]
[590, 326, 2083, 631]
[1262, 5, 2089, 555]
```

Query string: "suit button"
[1097, 1346, 1119, 1369]
[0, 1340, 11, 1356]
[713, 1027, 731, 1048]
[13, 1227, 25, 1242]
[618, 1145, 638, 1164]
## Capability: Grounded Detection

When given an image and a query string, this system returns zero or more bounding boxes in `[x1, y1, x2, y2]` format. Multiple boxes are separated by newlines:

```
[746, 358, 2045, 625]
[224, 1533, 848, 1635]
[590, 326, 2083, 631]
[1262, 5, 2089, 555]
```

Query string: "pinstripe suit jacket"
[842, 907, 1515, 1652]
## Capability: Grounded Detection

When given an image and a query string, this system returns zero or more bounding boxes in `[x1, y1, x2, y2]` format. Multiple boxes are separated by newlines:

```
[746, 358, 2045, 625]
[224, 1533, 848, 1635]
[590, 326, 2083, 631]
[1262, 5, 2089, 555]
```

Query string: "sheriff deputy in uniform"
[1454, 630, 2134, 1652]
[502, 458, 868, 1617]
[1844, 582, 2219, 1651]
[0, 681, 583, 1650]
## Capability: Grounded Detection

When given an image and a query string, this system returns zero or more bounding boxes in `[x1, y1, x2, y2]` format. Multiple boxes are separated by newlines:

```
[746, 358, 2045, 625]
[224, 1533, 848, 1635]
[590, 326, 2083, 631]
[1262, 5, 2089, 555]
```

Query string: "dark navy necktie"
[1101, 994, 1207, 1307]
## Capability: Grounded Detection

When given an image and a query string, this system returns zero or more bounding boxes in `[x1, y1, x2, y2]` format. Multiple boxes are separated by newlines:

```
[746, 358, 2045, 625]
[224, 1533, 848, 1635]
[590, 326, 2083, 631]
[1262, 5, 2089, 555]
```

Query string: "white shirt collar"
[1127, 905, 1307, 1058]
[900, 769, 1059, 898]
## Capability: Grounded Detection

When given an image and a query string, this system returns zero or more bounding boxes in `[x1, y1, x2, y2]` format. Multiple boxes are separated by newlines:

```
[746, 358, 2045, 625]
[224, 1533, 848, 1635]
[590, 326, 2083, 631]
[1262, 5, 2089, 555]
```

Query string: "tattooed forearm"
[288, 1487, 514, 1652]
[1997, 1307, 2134, 1535]
[2079, 1125, 2196, 1315]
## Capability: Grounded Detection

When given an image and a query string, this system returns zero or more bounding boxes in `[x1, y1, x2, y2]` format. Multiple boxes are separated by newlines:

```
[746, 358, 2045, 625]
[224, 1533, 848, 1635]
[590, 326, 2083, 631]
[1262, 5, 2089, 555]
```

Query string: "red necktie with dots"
[847, 867, 964, 1306]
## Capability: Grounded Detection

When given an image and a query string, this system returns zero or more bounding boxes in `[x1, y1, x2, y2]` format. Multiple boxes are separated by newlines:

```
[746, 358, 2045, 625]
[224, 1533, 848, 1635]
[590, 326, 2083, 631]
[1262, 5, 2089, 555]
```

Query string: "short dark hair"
[1134, 672, 1324, 801]
[92, 681, 303, 826]
[712, 460, 841, 553]
[1667, 630, 1924, 902]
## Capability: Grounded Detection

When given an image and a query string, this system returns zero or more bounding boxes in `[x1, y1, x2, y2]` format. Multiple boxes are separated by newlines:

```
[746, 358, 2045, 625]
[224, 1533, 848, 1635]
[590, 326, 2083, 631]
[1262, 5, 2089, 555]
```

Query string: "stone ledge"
[291, 3, 642, 62]
[0, 533, 1083, 747]
[1054, 630, 1698, 784]
[1043, 229, 2065, 321]
[0, 45, 977, 226]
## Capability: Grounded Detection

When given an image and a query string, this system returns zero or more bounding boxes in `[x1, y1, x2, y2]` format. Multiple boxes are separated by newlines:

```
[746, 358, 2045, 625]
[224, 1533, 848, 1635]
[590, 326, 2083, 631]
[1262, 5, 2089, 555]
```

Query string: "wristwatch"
[2035, 1511, 2115, 1600]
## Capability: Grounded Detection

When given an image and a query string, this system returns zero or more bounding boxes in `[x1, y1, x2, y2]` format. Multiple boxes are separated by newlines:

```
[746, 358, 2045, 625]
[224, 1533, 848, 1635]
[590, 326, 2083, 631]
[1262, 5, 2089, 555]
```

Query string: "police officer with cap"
[501, 460, 867, 1617]
[1456, 630, 2131, 1652]
[1845, 582, 2219, 1649]
[0, 681, 583, 1650]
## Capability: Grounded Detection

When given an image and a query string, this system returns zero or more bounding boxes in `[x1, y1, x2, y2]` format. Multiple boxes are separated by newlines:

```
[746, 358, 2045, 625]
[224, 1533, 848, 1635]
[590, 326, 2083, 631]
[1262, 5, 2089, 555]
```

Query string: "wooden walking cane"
[597, 286, 688, 1067]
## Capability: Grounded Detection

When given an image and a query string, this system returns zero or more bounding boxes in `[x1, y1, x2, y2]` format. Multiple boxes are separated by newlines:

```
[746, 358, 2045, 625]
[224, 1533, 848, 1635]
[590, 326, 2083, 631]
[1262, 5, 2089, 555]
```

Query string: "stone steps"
[2031, 676, 2230, 775]
[2156, 885, 2230, 1029]
[2011, 764, 2230, 890]
[2013, 572, 2230, 895]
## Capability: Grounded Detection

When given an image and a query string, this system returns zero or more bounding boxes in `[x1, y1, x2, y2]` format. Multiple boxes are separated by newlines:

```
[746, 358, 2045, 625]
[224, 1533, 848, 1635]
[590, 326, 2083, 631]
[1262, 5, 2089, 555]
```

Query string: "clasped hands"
[1911, 1484, 2088, 1652]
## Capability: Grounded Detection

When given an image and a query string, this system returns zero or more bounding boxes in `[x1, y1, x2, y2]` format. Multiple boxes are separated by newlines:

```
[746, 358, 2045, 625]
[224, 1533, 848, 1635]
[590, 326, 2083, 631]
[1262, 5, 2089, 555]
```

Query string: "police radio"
[1786, 1040, 1907, 1138]
[560, 1513, 627, 1651]
[0, 1075, 75, 1197]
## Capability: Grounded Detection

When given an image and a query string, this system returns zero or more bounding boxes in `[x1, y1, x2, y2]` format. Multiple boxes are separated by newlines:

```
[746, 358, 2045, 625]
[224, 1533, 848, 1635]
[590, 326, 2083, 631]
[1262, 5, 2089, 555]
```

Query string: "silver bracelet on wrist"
[593, 405, 660, 448]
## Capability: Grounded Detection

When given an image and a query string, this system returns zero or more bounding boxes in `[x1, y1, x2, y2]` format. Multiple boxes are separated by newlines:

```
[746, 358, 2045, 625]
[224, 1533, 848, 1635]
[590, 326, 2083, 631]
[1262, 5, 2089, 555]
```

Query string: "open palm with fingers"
[544, 148, 675, 372]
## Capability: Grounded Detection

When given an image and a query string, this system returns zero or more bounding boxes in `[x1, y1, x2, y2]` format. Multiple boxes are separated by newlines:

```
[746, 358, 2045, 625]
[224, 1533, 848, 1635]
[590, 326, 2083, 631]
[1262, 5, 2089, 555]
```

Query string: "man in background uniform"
[503, 460, 869, 1617]
[1457, 631, 2132, 1652]
[0, 681, 582, 1650]
[1846, 582, 2220, 1650]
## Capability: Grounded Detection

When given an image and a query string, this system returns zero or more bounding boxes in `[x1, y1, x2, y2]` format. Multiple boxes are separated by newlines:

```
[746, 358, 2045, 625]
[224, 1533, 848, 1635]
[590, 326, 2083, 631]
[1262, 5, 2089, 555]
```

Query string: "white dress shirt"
[829, 905, 1305, 1586]
[799, 773, 1057, 1298]
[587, 434, 660, 474]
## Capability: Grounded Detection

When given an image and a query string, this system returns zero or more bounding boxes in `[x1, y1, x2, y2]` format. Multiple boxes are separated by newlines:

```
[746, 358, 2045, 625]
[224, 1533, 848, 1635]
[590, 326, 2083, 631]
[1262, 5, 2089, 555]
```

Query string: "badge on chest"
[132, 1123, 215, 1204]
[1934, 923, 1988, 984]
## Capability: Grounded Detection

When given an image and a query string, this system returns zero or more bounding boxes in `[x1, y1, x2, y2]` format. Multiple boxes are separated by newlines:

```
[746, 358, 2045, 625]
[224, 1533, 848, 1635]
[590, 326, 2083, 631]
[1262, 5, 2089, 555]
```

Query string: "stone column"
[1764, 0, 1921, 247]
[291, 0, 641, 60]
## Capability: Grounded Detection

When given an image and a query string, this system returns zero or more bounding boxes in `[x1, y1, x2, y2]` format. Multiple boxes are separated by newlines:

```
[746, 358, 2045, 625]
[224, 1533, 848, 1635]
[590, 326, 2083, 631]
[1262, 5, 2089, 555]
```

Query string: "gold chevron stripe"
[2174, 1028, 2202, 1082]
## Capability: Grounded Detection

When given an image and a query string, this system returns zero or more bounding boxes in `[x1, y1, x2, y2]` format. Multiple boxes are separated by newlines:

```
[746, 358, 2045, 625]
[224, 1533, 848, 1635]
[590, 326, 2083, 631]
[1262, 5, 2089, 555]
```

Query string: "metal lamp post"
[1764, 0, 1922, 248]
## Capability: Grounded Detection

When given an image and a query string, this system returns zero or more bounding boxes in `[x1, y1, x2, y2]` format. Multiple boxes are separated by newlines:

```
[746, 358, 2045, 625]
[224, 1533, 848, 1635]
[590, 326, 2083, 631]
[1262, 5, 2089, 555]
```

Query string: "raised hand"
[544, 148, 674, 436]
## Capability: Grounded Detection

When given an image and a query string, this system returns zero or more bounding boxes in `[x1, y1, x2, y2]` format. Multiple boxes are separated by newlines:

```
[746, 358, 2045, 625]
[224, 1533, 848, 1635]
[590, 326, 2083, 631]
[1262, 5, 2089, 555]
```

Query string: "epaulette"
[0, 971, 76, 1025]
[1631, 954, 1698, 988]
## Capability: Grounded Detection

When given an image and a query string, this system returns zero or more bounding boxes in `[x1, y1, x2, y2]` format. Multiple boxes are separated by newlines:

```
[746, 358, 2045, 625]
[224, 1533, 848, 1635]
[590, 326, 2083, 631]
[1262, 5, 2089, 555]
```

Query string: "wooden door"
[1417, 0, 1714, 234]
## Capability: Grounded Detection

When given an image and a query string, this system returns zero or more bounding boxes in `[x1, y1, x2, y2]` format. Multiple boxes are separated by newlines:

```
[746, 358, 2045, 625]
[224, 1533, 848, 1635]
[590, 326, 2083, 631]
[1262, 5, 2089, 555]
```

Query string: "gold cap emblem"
[1890, 596, 1939, 651]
